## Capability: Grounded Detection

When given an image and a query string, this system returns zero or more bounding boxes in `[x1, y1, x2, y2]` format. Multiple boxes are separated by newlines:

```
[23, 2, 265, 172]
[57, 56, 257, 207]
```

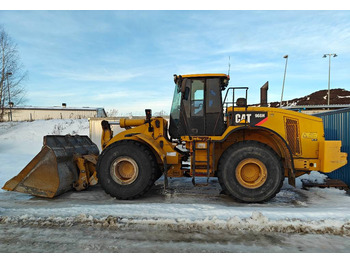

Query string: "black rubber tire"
[217, 141, 284, 203]
[97, 140, 157, 200]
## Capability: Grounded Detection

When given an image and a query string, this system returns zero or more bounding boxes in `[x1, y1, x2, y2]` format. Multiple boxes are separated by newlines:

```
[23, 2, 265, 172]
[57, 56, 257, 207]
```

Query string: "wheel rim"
[235, 158, 267, 189]
[110, 157, 139, 185]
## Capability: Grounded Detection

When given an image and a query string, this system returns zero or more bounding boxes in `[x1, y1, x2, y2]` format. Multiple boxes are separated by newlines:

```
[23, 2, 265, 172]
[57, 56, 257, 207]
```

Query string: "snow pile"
[296, 172, 328, 188]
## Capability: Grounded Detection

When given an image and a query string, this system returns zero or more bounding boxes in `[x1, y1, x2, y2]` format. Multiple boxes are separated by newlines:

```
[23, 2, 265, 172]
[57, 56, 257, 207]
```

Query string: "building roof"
[313, 106, 350, 117]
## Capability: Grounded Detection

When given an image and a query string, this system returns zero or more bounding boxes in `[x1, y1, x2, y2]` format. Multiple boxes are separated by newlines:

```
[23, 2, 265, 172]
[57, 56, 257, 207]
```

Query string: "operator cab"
[169, 74, 229, 139]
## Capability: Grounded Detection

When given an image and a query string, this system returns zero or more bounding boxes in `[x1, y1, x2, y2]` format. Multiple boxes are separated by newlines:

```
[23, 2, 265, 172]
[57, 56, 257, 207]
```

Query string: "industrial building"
[2, 104, 106, 121]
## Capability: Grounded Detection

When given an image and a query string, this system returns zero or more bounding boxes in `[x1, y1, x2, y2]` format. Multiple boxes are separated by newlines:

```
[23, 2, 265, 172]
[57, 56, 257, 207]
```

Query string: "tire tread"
[217, 141, 284, 203]
[97, 140, 158, 200]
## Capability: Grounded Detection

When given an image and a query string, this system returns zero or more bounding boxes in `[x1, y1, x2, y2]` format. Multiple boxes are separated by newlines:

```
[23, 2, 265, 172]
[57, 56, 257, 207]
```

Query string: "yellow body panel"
[225, 106, 323, 158]
[105, 117, 179, 166]
[319, 141, 348, 173]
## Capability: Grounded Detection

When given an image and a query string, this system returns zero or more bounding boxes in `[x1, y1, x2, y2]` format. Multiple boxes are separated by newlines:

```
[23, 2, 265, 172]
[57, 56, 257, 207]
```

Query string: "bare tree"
[106, 108, 119, 117]
[0, 26, 27, 121]
[154, 109, 167, 117]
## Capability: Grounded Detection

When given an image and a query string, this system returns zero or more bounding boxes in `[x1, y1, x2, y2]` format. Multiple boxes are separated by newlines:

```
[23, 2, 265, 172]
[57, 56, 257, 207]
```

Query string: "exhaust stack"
[260, 81, 269, 107]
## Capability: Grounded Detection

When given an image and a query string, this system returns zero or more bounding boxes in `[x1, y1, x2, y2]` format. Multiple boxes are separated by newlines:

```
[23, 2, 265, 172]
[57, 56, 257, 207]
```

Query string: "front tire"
[97, 140, 157, 200]
[217, 141, 284, 203]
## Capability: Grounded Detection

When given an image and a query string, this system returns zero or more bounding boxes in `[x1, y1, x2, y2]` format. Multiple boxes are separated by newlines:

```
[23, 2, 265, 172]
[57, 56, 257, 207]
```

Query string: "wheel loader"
[2, 73, 348, 203]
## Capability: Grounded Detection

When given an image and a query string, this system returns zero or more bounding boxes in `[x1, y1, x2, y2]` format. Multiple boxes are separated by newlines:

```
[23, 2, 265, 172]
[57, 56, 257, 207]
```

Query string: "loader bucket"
[2, 135, 99, 198]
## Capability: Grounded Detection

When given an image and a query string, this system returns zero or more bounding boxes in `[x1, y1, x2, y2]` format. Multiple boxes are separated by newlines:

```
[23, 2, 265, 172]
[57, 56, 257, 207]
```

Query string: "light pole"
[280, 55, 288, 107]
[6, 72, 13, 121]
[323, 53, 337, 106]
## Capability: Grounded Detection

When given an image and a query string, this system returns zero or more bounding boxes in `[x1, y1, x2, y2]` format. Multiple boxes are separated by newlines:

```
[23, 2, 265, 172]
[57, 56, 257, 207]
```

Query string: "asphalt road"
[1, 178, 349, 253]
[1, 222, 350, 253]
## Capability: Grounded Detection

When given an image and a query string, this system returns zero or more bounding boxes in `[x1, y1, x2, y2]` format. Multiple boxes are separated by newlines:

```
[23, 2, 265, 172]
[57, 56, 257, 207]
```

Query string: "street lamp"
[280, 55, 288, 107]
[323, 53, 337, 106]
[6, 72, 13, 121]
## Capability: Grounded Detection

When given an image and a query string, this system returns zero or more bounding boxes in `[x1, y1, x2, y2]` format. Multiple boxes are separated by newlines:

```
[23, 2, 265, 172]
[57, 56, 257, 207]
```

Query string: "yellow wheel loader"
[3, 73, 348, 203]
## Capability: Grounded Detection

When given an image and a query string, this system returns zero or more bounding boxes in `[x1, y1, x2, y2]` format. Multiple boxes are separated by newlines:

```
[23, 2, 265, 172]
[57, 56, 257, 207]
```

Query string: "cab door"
[205, 78, 225, 136]
[189, 79, 206, 135]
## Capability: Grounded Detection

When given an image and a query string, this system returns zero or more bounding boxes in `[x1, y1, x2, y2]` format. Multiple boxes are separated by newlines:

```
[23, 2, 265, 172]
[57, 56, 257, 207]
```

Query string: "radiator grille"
[285, 118, 301, 155]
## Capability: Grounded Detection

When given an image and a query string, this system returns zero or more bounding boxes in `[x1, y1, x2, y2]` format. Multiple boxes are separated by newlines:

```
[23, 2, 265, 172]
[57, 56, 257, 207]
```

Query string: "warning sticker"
[302, 132, 318, 139]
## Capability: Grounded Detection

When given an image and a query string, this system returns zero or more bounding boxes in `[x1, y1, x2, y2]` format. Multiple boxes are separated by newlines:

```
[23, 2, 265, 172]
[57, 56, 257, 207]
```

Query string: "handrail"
[223, 87, 249, 126]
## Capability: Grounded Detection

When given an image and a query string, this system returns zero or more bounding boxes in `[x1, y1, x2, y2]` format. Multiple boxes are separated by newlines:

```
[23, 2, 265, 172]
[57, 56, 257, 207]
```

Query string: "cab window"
[191, 79, 204, 116]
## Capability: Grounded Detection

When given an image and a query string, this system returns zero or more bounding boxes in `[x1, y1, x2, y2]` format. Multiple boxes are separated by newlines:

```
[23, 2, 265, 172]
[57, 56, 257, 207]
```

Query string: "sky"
[1, 5, 350, 115]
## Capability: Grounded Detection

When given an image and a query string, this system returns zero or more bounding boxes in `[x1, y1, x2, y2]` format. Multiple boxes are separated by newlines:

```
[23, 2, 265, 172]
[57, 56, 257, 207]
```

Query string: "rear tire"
[217, 141, 284, 203]
[97, 140, 157, 200]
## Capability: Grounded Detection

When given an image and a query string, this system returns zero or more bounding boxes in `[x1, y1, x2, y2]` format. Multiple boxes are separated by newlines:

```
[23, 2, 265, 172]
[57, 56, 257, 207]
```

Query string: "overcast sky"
[1, 6, 350, 115]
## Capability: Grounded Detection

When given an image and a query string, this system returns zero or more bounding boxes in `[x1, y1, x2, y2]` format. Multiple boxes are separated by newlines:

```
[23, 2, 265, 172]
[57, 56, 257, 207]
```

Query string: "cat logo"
[235, 113, 252, 124]
[233, 112, 268, 126]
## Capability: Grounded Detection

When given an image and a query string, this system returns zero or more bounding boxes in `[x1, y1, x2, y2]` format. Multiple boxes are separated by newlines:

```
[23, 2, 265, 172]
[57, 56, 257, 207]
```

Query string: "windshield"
[170, 84, 181, 122]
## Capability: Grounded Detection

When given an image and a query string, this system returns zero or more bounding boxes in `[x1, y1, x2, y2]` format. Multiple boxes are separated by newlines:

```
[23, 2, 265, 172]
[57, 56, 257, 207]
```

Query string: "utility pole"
[280, 55, 288, 107]
[323, 53, 337, 106]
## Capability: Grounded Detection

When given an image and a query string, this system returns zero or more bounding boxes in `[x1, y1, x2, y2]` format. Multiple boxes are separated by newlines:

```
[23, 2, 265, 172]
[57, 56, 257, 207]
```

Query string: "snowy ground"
[0, 119, 349, 252]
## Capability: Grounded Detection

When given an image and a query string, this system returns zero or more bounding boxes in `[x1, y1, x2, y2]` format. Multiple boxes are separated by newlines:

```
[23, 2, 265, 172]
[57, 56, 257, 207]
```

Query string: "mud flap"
[2, 135, 99, 198]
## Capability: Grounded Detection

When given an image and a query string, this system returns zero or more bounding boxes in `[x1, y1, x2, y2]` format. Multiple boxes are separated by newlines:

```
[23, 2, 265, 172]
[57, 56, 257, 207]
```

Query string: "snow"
[0, 119, 349, 240]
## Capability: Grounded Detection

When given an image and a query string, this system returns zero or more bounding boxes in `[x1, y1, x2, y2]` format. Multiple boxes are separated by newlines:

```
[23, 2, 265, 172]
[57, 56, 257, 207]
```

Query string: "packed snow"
[0, 119, 349, 252]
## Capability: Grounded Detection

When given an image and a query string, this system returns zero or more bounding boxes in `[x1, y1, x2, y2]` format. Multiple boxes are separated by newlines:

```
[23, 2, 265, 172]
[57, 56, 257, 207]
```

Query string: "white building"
[2, 104, 106, 121]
